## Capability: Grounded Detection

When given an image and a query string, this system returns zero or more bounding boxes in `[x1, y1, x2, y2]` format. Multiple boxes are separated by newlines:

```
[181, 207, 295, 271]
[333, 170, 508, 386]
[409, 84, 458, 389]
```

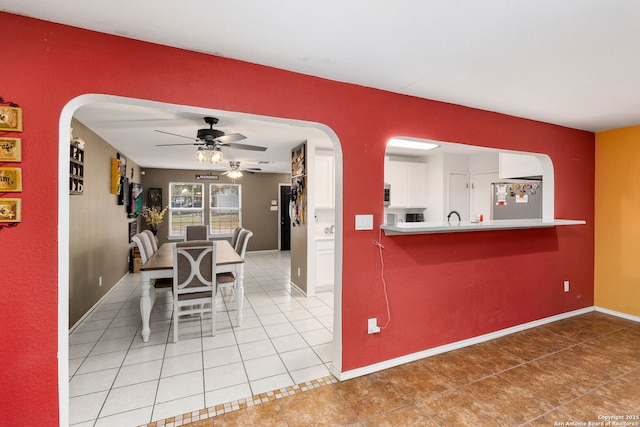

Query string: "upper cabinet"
[499, 152, 542, 179]
[385, 158, 428, 208]
[315, 154, 334, 208]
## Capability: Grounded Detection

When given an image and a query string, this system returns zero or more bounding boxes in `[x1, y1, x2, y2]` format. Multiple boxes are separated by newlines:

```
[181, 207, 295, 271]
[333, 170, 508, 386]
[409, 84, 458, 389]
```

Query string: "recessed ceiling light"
[387, 138, 439, 150]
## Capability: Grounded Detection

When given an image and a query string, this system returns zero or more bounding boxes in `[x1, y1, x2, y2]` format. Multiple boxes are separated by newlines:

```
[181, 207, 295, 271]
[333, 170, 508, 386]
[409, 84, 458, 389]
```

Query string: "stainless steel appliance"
[491, 181, 542, 220]
[405, 213, 424, 222]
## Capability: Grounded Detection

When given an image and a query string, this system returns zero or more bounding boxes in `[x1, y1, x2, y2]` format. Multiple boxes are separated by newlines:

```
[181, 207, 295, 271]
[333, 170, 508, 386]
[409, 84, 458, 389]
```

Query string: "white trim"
[595, 306, 640, 323]
[335, 307, 594, 381]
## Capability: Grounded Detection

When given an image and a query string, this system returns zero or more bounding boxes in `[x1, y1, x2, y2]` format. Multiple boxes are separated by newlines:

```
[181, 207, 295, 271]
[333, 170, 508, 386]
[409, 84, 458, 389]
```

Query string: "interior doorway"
[58, 94, 344, 425]
[448, 171, 470, 220]
[279, 184, 291, 250]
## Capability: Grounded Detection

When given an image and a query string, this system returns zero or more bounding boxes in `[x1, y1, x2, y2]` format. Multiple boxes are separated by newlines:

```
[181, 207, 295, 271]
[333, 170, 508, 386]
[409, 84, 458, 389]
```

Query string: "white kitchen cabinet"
[385, 159, 427, 208]
[315, 155, 334, 208]
[316, 238, 334, 291]
[499, 152, 542, 179]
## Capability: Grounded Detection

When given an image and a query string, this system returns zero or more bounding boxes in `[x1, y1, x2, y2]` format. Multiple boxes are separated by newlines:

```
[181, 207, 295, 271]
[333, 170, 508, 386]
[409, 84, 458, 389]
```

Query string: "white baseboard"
[69, 272, 131, 333]
[336, 306, 595, 381]
[595, 306, 640, 323]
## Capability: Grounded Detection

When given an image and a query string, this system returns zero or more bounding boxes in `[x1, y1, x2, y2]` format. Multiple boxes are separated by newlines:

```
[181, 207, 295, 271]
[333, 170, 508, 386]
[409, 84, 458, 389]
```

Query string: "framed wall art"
[291, 143, 306, 178]
[148, 187, 162, 210]
[0, 137, 21, 162]
[0, 106, 22, 132]
[0, 198, 21, 222]
[0, 167, 22, 192]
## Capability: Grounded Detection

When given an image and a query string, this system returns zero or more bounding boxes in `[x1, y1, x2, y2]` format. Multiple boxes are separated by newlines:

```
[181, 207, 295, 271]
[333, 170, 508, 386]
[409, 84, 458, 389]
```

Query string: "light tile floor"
[68, 250, 335, 426]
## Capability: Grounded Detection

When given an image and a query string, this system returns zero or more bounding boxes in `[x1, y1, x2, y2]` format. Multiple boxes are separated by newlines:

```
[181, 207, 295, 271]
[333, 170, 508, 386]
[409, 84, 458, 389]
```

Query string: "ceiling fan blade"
[155, 143, 206, 147]
[244, 168, 262, 171]
[224, 142, 268, 152]
[154, 129, 198, 141]
[214, 133, 247, 144]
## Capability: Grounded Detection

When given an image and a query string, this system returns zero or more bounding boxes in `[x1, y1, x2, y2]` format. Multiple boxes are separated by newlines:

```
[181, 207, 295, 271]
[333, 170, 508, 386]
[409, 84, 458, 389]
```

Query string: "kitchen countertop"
[381, 218, 586, 235]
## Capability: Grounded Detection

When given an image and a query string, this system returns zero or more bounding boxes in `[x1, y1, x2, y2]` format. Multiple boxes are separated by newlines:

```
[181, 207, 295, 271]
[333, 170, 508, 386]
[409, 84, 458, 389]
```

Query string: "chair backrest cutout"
[174, 241, 216, 291]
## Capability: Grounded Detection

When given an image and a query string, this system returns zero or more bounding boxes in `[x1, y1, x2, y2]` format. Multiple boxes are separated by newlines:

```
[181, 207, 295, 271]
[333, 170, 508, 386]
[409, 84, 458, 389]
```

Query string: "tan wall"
[69, 119, 142, 326]
[141, 168, 290, 251]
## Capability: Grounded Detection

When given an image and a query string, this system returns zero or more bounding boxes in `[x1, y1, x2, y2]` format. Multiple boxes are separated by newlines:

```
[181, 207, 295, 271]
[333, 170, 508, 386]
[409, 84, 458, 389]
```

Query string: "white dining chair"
[217, 229, 253, 295]
[230, 226, 244, 249]
[131, 233, 151, 264]
[172, 241, 217, 342]
[185, 225, 209, 241]
[142, 229, 158, 253]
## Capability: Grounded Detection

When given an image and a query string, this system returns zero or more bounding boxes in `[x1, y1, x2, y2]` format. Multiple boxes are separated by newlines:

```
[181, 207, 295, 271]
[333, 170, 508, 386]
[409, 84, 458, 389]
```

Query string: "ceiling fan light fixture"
[196, 148, 206, 162]
[227, 169, 242, 179]
[210, 149, 223, 164]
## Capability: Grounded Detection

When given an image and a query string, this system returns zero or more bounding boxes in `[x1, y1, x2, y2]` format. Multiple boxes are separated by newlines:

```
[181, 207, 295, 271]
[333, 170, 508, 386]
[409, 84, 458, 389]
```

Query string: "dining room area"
[68, 248, 335, 426]
[66, 104, 339, 426]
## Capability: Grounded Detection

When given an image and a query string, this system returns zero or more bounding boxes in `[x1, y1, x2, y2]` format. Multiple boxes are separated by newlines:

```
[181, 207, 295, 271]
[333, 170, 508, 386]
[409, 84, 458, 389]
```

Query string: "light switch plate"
[355, 214, 374, 230]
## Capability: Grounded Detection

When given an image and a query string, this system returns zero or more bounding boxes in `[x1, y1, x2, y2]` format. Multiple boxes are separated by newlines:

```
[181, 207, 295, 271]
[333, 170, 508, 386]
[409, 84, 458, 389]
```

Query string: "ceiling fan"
[222, 161, 261, 178]
[155, 116, 267, 164]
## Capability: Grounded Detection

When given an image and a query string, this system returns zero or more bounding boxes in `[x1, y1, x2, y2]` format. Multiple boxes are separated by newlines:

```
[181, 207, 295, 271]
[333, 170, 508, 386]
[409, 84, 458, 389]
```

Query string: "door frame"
[57, 94, 345, 425]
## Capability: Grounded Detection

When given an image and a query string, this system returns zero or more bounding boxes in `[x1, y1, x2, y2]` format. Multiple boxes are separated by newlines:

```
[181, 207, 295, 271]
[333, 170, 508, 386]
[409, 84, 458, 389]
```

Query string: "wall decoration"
[119, 177, 129, 206]
[128, 221, 137, 243]
[0, 137, 21, 162]
[111, 158, 121, 194]
[0, 198, 21, 222]
[291, 143, 306, 177]
[129, 182, 143, 217]
[69, 144, 84, 195]
[0, 105, 22, 132]
[148, 187, 162, 210]
[290, 142, 307, 226]
[0, 167, 22, 192]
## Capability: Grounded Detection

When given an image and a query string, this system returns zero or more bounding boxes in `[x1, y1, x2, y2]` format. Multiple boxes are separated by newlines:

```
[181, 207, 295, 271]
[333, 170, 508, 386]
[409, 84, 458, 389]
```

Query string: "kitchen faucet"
[447, 210, 461, 224]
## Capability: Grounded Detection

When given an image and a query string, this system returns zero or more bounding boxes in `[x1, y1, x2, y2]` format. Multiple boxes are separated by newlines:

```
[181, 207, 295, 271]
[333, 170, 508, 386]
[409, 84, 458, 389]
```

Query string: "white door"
[471, 172, 499, 220]
[448, 172, 469, 221]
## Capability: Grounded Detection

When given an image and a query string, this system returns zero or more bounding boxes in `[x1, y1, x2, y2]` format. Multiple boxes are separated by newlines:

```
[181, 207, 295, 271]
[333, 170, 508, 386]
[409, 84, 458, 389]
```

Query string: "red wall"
[0, 12, 594, 425]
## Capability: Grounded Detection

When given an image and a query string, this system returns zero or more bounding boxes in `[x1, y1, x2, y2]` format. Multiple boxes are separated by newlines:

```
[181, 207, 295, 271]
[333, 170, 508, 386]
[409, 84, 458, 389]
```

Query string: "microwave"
[406, 213, 424, 222]
[383, 184, 390, 206]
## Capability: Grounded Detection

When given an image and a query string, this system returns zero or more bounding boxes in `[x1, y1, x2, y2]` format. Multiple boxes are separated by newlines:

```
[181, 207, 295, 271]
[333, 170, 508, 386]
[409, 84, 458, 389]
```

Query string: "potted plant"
[141, 205, 168, 235]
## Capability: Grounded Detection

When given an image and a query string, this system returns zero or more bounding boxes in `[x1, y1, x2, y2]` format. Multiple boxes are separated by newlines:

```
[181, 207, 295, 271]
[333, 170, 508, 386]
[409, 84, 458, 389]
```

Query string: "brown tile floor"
[178, 311, 640, 426]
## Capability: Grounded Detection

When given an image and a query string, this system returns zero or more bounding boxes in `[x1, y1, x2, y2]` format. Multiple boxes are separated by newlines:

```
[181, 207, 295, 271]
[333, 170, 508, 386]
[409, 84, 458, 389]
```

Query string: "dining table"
[139, 239, 244, 342]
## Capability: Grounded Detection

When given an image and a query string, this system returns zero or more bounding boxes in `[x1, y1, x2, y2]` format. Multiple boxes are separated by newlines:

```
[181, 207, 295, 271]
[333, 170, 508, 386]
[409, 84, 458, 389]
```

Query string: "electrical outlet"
[99, 276, 103, 287]
[368, 318, 381, 334]
[563, 280, 569, 292]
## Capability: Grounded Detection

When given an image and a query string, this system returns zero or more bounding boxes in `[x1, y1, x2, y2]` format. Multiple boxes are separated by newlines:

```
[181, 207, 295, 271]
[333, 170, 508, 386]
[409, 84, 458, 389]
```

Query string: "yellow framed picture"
[0, 137, 22, 162]
[0, 198, 21, 222]
[0, 106, 22, 132]
[0, 167, 22, 192]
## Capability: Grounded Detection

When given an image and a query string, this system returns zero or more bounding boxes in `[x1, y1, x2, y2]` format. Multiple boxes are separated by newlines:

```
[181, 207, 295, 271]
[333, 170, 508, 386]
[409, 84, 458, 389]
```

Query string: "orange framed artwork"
[0, 198, 21, 222]
[0, 106, 22, 132]
[0, 167, 22, 192]
[0, 137, 22, 162]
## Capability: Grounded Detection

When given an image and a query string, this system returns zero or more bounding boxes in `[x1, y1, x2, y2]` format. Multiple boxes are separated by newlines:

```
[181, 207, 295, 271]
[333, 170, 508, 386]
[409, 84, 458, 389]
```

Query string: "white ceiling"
[72, 100, 332, 174]
[4, 1, 640, 171]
